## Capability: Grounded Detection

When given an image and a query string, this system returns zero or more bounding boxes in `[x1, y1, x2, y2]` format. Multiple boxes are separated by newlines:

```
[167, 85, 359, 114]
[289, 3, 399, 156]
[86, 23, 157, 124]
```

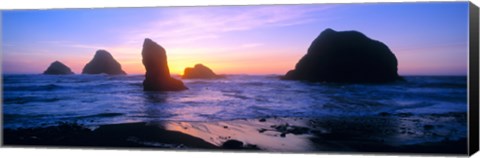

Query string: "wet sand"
[3, 113, 467, 155]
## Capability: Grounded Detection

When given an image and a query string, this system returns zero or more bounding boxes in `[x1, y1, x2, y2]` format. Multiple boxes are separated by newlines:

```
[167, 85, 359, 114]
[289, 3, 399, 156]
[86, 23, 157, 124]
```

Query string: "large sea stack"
[43, 61, 74, 75]
[82, 50, 126, 75]
[142, 38, 187, 91]
[182, 64, 220, 79]
[284, 28, 400, 83]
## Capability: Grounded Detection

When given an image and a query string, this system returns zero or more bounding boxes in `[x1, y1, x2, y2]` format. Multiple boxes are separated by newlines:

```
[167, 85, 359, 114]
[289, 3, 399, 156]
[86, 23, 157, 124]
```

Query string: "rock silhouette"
[182, 64, 220, 79]
[142, 38, 187, 91]
[82, 50, 126, 75]
[43, 61, 74, 75]
[284, 28, 400, 83]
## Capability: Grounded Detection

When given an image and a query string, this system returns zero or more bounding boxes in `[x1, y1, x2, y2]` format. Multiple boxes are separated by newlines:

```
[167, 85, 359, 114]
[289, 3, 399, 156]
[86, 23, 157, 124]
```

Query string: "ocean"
[2, 74, 467, 129]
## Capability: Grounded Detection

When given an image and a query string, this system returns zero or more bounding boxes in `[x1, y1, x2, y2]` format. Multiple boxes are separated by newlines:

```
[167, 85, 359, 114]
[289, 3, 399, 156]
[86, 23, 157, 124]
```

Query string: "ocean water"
[2, 74, 467, 129]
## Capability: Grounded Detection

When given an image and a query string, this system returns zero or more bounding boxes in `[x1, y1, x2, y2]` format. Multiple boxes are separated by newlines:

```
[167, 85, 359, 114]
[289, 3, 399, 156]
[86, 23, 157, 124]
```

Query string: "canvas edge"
[469, 1, 480, 156]
[0, 10, 4, 147]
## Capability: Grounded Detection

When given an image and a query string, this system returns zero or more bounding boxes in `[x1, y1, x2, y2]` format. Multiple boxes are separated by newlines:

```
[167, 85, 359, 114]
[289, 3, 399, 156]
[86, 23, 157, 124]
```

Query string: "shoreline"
[3, 114, 467, 155]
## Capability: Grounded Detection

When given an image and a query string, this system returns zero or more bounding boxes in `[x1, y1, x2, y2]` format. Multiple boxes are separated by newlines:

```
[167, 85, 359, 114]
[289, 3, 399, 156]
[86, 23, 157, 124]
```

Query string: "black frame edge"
[469, 1, 480, 156]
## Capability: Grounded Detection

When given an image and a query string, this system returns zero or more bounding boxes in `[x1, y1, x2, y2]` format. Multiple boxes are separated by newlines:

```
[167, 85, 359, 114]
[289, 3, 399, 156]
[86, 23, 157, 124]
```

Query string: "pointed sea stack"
[182, 64, 220, 79]
[142, 38, 187, 91]
[283, 28, 400, 83]
[82, 50, 126, 75]
[43, 61, 74, 75]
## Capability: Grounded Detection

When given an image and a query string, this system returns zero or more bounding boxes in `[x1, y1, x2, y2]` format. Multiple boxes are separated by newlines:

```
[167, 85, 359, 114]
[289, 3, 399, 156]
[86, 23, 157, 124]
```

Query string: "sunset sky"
[2, 2, 469, 75]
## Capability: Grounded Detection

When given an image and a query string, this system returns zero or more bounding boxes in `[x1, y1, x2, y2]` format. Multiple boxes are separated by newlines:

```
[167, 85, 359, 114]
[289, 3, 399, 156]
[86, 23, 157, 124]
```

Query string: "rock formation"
[182, 64, 220, 79]
[43, 61, 74, 75]
[283, 28, 400, 83]
[142, 38, 187, 91]
[82, 50, 126, 75]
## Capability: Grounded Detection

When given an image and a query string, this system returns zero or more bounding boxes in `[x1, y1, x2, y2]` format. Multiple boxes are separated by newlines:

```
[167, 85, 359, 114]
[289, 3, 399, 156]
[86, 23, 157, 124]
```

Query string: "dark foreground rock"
[82, 50, 126, 75]
[182, 64, 221, 79]
[43, 61, 74, 75]
[3, 122, 218, 149]
[284, 28, 400, 83]
[221, 140, 259, 150]
[142, 38, 187, 91]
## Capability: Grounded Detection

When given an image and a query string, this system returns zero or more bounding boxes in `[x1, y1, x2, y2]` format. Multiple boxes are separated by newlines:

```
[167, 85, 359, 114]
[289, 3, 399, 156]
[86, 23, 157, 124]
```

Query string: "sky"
[1, 2, 470, 75]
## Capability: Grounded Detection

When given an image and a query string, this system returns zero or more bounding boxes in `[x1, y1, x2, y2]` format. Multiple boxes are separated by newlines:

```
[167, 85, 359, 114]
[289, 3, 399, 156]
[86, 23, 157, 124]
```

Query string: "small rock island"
[182, 64, 221, 79]
[284, 28, 400, 83]
[142, 38, 187, 91]
[43, 61, 74, 75]
[82, 50, 126, 75]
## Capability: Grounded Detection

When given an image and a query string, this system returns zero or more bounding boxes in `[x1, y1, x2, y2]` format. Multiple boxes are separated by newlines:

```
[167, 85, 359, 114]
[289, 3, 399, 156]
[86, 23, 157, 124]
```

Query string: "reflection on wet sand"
[163, 118, 315, 151]
[160, 113, 467, 154]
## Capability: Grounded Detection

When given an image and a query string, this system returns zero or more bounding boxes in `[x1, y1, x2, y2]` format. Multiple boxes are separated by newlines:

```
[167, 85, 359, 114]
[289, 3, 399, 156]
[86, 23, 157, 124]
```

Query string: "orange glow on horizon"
[102, 48, 303, 75]
[115, 59, 296, 76]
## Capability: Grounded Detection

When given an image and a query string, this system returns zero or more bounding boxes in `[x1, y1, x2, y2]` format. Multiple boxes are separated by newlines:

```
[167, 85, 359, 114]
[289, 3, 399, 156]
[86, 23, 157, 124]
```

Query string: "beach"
[4, 112, 467, 154]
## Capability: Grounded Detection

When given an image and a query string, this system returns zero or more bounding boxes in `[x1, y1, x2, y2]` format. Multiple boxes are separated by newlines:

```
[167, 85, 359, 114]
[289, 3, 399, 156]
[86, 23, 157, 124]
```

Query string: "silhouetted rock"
[221, 140, 259, 150]
[43, 61, 74, 75]
[182, 64, 220, 79]
[82, 50, 126, 75]
[222, 140, 244, 149]
[142, 38, 187, 91]
[284, 28, 400, 83]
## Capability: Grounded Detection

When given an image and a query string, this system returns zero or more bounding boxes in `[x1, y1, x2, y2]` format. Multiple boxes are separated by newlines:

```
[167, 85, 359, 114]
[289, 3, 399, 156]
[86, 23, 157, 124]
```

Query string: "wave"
[3, 84, 65, 92]
[415, 82, 467, 89]
[240, 81, 266, 86]
[74, 113, 124, 119]
[223, 93, 250, 100]
[3, 96, 62, 104]
[3, 113, 51, 119]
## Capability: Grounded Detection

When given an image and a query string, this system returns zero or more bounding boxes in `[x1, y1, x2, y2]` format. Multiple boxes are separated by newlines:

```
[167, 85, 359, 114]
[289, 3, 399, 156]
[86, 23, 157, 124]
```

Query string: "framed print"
[2, 1, 479, 156]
